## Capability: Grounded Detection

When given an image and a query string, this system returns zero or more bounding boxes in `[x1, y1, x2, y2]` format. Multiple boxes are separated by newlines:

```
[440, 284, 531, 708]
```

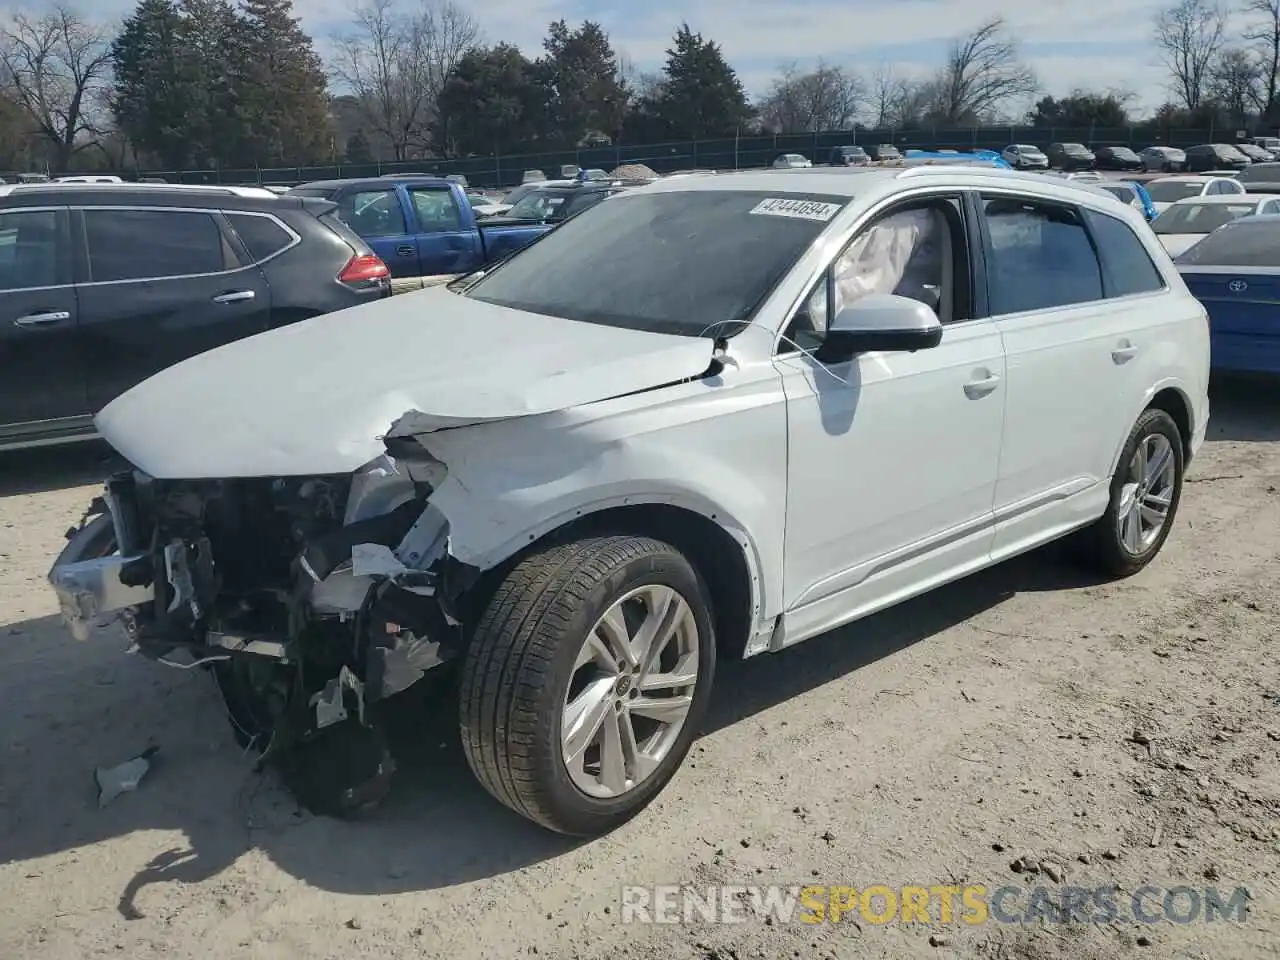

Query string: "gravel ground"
[0, 378, 1277, 960]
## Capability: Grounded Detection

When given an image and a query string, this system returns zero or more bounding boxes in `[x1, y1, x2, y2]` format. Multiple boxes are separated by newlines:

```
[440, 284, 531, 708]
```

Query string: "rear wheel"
[1074, 409, 1184, 577]
[459, 535, 716, 835]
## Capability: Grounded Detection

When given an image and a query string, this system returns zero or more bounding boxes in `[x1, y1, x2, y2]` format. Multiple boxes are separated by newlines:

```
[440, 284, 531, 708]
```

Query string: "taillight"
[338, 254, 390, 284]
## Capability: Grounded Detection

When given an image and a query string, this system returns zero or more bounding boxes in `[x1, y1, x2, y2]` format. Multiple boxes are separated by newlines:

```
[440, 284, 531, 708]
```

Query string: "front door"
[778, 194, 1006, 632]
[0, 206, 88, 441]
[76, 206, 272, 412]
[334, 186, 420, 278]
[407, 185, 482, 276]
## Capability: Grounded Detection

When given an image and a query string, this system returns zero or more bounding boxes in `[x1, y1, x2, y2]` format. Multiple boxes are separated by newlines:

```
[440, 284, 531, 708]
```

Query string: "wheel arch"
[455, 499, 762, 661]
[1108, 380, 1196, 478]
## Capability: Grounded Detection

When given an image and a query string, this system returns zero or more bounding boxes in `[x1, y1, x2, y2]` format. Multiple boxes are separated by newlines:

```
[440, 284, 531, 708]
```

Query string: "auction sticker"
[749, 198, 842, 221]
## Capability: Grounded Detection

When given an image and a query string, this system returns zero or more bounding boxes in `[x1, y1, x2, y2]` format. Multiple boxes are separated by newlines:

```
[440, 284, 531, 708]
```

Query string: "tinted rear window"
[465, 189, 846, 337]
[1146, 181, 1206, 203]
[84, 209, 228, 281]
[1152, 203, 1257, 234]
[226, 213, 294, 261]
[1174, 220, 1280, 266]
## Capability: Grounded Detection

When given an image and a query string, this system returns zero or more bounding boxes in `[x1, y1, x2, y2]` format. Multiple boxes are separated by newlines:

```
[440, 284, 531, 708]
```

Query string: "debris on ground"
[94, 746, 158, 807]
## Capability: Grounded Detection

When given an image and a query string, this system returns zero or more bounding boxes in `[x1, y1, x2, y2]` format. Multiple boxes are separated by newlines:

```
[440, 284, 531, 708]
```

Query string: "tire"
[1073, 408, 1184, 578]
[459, 535, 716, 835]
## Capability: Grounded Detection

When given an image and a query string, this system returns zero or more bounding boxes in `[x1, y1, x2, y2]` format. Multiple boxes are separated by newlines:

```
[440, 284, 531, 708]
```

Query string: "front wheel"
[459, 535, 716, 835]
[1074, 408, 1184, 577]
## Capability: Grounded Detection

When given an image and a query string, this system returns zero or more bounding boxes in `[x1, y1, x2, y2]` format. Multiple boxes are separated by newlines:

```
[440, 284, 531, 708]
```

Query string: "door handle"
[1111, 342, 1138, 363]
[396, 244, 414, 256]
[13, 310, 71, 327]
[963, 373, 1001, 398]
[212, 290, 255, 304]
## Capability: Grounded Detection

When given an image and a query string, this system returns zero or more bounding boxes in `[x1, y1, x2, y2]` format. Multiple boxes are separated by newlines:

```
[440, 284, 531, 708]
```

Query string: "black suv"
[0, 183, 390, 451]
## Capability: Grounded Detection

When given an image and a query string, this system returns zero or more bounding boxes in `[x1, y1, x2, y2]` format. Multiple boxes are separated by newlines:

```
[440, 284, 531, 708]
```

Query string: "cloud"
[35, 0, 1253, 113]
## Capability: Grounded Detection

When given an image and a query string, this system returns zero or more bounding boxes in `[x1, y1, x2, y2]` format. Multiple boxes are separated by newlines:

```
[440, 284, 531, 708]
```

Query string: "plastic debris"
[95, 746, 159, 807]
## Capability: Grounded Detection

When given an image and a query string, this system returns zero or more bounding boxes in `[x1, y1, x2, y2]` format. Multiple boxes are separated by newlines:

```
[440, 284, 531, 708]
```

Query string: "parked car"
[1233, 161, 1280, 194]
[865, 143, 902, 163]
[54, 174, 125, 184]
[466, 192, 510, 217]
[487, 180, 638, 227]
[1234, 142, 1275, 163]
[773, 153, 813, 169]
[1174, 214, 1280, 373]
[1094, 180, 1158, 221]
[290, 176, 545, 279]
[522, 169, 547, 184]
[1000, 144, 1049, 169]
[1145, 175, 1245, 213]
[0, 182, 390, 452]
[1184, 143, 1251, 172]
[1150, 194, 1280, 256]
[1140, 146, 1187, 172]
[1047, 142, 1096, 170]
[830, 145, 869, 166]
[1093, 146, 1144, 171]
[49, 166, 1209, 836]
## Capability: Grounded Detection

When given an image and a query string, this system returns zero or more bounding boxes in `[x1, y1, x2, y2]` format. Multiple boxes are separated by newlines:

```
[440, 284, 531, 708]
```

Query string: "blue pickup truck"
[290, 176, 547, 279]
[290, 176, 639, 280]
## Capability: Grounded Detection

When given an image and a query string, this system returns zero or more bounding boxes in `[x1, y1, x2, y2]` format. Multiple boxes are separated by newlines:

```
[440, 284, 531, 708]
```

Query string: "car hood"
[1158, 234, 1205, 257]
[95, 287, 716, 479]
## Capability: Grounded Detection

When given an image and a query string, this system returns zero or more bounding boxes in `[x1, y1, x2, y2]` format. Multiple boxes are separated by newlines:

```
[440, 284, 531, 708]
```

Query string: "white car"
[1145, 174, 1245, 213]
[48, 167, 1210, 835]
[773, 153, 812, 169]
[1001, 144, 1049, 169]
[1151, 194, 1280, 256]
[53, 174, 124, 184]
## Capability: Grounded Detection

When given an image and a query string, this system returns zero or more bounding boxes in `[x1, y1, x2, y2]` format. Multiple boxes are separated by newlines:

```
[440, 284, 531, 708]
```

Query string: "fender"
[1106, 376, 1199, 479]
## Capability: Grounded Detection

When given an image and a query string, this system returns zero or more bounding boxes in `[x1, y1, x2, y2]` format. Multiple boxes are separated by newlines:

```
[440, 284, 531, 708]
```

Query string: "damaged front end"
[48, 439, 478, 815]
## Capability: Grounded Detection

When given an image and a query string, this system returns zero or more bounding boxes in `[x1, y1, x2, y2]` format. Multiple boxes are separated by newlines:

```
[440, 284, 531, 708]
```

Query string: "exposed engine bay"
[51, 442, 482, 815]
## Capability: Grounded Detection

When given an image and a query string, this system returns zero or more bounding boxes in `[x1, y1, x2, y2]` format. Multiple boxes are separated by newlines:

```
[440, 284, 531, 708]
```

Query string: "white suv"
[49, 166, 1210, 835]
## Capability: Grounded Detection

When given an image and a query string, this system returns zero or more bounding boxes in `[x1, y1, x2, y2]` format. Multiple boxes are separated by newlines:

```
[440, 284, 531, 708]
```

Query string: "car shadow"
[1206, 375, 1280, 443]
[0, 377, 1266, 909]
[0, 542, 1095, 911]
[0, 440, 124, 497]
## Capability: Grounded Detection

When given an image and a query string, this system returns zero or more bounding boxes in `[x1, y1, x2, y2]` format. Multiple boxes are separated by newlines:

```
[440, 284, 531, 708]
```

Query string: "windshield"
[1153, 202, 1257, 234]
[1146, 180, 1206, 202]
[507, 189, 573, 221]
[1109, 147, 1138, 159]
[877, 145, 900, 157]
[1174, 219, 1280, 266]
[1061, 143, 1090, 154]
[1015, 145, 1041, 153]
[1098, 184, 1137, 204]
[464, 189, 846, 337]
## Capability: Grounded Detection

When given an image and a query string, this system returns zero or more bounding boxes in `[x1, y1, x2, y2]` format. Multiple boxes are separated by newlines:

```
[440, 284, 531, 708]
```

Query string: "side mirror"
[814, 294, 944, 363]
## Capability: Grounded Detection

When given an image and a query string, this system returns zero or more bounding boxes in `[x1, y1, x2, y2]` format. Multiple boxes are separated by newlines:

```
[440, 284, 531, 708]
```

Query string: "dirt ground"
[1, 380, 1277, 960]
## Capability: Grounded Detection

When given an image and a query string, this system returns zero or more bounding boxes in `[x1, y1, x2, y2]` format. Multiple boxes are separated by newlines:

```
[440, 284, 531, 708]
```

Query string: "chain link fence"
[13, 125, 1232, 189]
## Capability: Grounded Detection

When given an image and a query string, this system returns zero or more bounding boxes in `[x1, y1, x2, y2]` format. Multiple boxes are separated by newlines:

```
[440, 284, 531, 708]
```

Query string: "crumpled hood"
[96, 287, 715, 479]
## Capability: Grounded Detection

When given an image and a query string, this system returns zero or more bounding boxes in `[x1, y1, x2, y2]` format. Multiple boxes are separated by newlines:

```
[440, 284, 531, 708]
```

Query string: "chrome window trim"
[75, 204, 301, 286]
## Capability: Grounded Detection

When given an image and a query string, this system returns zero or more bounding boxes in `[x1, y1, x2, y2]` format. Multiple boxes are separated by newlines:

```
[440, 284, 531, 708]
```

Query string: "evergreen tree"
[435, 44, 547, 156]
[177, 0, 252, 166]
[111, 0, 194, 169]
[238, 0, 333, 164]
[537, 20, 627, 148]
[651, 24, 753, 140]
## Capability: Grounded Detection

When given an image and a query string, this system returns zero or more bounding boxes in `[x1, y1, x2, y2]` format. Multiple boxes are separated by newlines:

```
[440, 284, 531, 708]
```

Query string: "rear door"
[0, 206, 88, 439]
[331, 185, 420, 277]
[76, 205, 273, 412]
[405, 184, 481, 276]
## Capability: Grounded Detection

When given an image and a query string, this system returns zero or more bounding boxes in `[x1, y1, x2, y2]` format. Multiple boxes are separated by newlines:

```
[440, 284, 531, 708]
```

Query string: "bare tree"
[929, 17, 1037, 123]
[1208, 46, 1262, 122]
[332, 0, 479, 160]
[1243, 0, 1280, 115]
[1154, 0, 1227, 111]
[757, 60, 863, 132]
[0, 5, 112, 170]
[869, 62, 910, 127]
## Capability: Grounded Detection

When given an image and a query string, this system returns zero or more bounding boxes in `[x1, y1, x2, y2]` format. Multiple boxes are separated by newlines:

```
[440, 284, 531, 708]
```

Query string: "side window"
[1082, 208, 1165, 297]
[781, 196, 969, 352]
[337, 189, 406, 237]
[980, 195, 1103, 314]
[409, 188, 462, 232]
[83, 209, 228, 282]
[1227, 179, 1245, 194]
[0, 209, 63, 291]
[225, 213, 294, 262]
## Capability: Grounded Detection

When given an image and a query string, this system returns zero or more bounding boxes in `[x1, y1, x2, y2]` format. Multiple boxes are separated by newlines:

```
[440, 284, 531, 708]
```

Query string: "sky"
[49, 0, 1261, 118]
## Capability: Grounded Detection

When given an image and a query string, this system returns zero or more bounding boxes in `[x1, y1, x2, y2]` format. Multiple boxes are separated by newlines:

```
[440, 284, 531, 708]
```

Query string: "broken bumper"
[48, 515, 153, 641]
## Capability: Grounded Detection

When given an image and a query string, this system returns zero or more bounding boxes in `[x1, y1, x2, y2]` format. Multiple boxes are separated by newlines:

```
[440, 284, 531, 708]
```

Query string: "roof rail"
[0, 182, 278, 199]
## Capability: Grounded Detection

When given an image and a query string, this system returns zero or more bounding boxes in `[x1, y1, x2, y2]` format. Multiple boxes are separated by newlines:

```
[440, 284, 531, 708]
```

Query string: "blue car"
[1096, 180, 1158, 221]
[1175, 214, 1280, 374]
[902, 149, 1012, 169]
